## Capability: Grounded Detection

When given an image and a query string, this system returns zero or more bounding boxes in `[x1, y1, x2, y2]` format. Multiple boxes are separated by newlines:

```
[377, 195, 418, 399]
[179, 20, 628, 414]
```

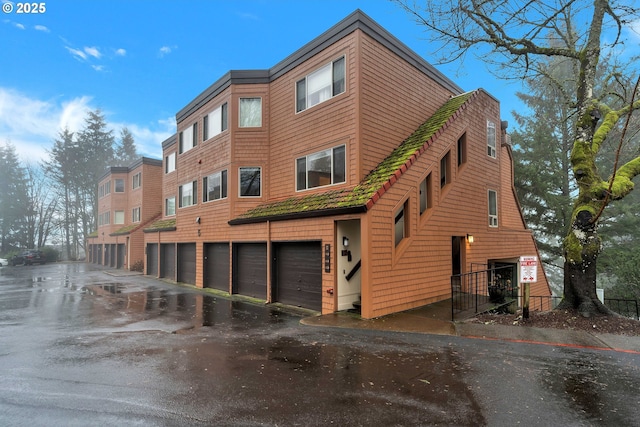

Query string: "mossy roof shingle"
[230, 90, 477, 225]
[143, 218, 177, 232]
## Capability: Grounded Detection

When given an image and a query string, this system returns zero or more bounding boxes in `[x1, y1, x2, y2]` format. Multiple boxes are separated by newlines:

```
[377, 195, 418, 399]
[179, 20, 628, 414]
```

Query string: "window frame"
[296, 56, 346, 113]
[239, 97, 262, 128]
[487, 120, 497, 158]
[132, 207, 141, 223]
[203, 170, 228, 203]
[457, 132, 467, 167]
[165, 152, 176, 174]
[296, 145, 346, 191]
[203, 102, 228, 141]
[114, 210, 125, 225]
[165, 196, 176, 216]
[179, 122, 198, 154]
[132, 172, 142, 189]
[440, 151, 451, 189]
[178, 180, 198, 208]
[419, 173, 432, 216]
[239, 167, 261, 197]
[114, 178, 125, 193]
[488, 189, 498, 227]
[394, 199, 409, 248]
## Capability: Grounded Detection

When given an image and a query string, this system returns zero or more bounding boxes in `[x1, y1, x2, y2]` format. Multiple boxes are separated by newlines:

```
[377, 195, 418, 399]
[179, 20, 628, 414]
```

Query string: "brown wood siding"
[362, 91, 550, 318]
[359, 31, 456, 181]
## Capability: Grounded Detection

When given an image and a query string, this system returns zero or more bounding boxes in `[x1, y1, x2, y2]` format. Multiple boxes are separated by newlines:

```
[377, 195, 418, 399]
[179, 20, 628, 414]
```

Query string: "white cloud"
[115, 48, 126, 56]
[91, 65, 105, 72]
[65, 46, 87, 61]
[84, 46, 101, 59]
[158, 46, 173, 58]
[34, 25, 50, 32]
[0, 87, 92, 162]
[14, 22, 25, 30]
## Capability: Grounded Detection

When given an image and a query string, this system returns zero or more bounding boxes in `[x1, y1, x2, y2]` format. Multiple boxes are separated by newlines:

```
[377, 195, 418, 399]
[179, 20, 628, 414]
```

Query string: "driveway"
[1, 263, 639, 426]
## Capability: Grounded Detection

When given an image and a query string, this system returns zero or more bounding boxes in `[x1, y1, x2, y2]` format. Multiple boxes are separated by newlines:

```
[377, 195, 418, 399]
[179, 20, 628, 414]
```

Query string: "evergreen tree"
[0, 142, 29, 252]
[115, 127, 139, 166]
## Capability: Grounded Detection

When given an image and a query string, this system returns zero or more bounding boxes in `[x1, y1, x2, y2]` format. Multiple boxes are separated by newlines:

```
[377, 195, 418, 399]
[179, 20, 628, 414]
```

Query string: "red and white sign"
[519, 255, 538, 283]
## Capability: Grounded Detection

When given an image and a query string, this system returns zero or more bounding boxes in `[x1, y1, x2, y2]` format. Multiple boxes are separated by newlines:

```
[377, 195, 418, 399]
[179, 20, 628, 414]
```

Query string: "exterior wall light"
[343, 236, 349, 247]
[467, 234, 474, 244]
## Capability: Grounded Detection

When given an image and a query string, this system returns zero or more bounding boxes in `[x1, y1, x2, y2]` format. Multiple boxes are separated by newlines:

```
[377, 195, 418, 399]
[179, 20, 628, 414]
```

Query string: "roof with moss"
[229, 91, 477, 225]
[143, 218, 177, 233]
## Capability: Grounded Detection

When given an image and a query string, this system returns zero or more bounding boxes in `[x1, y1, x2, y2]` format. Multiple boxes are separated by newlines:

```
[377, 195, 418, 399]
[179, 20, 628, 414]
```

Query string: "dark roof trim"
[142, 226, 177, 233]
[228, 205, 367, 225]
[161, 133, 177, 150]
[176, 9, 462, 125]
[128, 156, 162, 170]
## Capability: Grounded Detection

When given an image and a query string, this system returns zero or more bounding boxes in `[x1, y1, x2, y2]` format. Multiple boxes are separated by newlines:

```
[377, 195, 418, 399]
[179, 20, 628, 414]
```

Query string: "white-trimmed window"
[487, 120, 497, 158]
[132, 172, 141, 189]
[98, 211, 110, 226]
[239, 167, 261, 197]
[488, 189, 498, 227]
[239, 98, 262, 128]
[115, 179, 125, 193]
[296, 145, 345, 191]
[179, 123, 198, 153]
[204, 103, 228, 140]
[132, 207, 141, 223]
[203, 170, 227, 202]
[165, 152, 176, 174]
[114, 210, 124, 224]
[296, 56, 346, 112]
[179, 181, 197, 207]
[165, 196, 176, 216]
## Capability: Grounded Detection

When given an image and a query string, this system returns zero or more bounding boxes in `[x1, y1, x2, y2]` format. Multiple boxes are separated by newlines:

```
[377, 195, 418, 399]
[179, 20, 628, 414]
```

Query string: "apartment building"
[136, 9, 551, 319]
[87, 157, 163, 270]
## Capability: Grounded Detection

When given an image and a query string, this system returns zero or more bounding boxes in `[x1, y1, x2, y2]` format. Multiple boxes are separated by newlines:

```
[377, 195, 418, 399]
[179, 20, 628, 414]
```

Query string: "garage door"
[117, 244, 125, 269]
[204, 243, 230, 291]
[146, 243, 158, 276]
[160, 243, 176, 280]
[233, 243, 267, 299]
[273, 242, 322, 311]
[177, 243, 196, 285]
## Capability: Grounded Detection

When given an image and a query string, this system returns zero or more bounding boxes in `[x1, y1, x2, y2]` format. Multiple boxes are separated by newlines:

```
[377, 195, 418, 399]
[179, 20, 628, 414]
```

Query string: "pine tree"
[115, 127, 139, 166]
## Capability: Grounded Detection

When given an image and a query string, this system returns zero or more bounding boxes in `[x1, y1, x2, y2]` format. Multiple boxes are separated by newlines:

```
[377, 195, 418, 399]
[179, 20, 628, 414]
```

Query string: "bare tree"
[395, 0, 640, 317]
[24, 164, 57, 249]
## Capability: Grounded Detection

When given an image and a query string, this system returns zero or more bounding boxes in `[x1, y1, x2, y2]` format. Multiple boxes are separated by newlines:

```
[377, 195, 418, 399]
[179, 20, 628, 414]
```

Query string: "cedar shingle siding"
[89, 10, 551, 318]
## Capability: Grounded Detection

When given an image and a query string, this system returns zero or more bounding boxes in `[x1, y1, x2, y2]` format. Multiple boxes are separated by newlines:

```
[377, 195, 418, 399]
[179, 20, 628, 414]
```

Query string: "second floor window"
[132, 172, 141, 189]
[296, 56, 345, 113]
[204, 103, 228, 140]
[239, 167, 261, 197]
[179, 181, 197, 207]
[179, 123, 198, 153]
[203, 170, 227, 202]
[166, 196, 176, 216]
[440, 151, 451, 188]
[296, 145, 345, 191]
[239, 98, 262, 128]
[114, 210, 124, 224]
[132, 207, 141, 223]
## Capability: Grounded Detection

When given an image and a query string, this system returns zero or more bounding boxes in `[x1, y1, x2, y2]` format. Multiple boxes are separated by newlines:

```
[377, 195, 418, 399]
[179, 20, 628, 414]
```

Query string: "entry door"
[451, 236, 465, 291]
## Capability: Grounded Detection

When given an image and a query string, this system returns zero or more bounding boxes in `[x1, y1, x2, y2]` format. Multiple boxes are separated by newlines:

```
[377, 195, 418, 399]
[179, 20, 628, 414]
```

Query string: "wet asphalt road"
[1, 263, 639, 426]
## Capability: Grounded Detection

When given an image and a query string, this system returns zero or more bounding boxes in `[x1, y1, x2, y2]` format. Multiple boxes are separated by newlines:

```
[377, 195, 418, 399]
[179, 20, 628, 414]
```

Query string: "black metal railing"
[451, 265, 518, 321]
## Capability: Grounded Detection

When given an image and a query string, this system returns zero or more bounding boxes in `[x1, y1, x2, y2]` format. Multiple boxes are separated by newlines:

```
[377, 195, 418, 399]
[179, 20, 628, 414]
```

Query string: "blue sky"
[2, 0, 639, 163]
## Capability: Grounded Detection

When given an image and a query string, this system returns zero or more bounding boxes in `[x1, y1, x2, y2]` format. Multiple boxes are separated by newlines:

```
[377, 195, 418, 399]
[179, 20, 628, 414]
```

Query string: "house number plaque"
[324, 244, 331, 273]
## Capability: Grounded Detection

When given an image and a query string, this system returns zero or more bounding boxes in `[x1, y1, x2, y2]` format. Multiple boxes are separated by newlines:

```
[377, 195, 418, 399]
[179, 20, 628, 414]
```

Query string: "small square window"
[114, 210, 125, 224]
[115, 179, 125, 193]
[239, 167, 261, 197]
[239, 98, 262, 128]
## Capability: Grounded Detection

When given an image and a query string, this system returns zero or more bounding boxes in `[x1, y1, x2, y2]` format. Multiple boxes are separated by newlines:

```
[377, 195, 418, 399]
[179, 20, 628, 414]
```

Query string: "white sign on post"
[519, 255, 538, 283]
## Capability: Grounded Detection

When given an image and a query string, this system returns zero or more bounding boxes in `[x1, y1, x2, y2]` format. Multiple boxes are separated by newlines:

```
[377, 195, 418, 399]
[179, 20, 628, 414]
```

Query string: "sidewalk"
[301, 300, 640, 354]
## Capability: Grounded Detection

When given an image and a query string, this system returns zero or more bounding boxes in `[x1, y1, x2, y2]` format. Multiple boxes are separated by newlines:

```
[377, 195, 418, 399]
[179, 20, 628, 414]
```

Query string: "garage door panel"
[274, 242, 322, 311]
[234, 243, 267, 299]
[147, 244, 158, 276]
[177, 243, 196, 285]
[160, 243, 175, 280]
[204, 243, 230, 292]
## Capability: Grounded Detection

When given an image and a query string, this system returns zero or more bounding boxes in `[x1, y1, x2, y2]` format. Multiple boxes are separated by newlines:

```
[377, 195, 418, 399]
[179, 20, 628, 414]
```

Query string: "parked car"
[0, 258, 7, 267]
[10, 250, 46, 266]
